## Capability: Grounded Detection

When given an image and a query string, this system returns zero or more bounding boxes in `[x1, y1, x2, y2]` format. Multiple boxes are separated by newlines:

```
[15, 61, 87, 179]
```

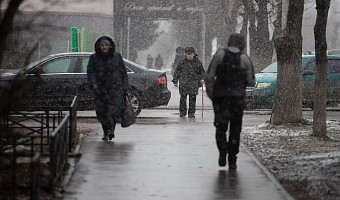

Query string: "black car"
[0, 52, 171, 116]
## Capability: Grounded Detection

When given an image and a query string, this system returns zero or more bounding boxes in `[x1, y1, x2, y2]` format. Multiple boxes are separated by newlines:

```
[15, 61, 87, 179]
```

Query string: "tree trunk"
[312, 0, 331, 138]
[0, 0, 24, 63]
[221, 0, 239, 48]
[271, 1, 282, 63]
[247, 0, 257, 58]
[242, 0, 273, 72]
[254, 0, 272, 69]
[270, 1, 304, 125]
[240, 0, 248, 38]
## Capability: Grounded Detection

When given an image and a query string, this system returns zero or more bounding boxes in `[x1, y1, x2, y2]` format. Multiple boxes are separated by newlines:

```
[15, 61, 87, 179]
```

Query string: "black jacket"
[87, 36, 129, 121]
[172, 55, 205, 95]
[205, 34, 256, 99]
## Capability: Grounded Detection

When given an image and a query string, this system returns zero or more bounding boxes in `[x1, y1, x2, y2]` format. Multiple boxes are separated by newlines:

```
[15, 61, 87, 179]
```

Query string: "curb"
[59, 133, 84, 193]
[241, 143, 295, 200]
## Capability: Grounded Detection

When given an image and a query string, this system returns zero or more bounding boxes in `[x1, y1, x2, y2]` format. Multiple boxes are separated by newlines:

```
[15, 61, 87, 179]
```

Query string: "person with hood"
[205, 33, 255, 169]
[87, 36, 129, 141]
[172, 47, 205, 118]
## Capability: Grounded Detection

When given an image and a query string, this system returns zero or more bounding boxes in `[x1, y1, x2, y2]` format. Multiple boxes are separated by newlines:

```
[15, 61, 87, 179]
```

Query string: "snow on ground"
[241, 120, 340, 200]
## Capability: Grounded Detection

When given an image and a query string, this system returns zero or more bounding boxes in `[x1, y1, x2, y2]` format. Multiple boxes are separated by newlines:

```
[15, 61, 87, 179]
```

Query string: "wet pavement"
[62, 108, 294, 200]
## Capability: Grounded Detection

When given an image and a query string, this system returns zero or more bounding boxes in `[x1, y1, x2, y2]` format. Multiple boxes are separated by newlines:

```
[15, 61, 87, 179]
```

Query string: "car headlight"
[256, 82, 272, 88]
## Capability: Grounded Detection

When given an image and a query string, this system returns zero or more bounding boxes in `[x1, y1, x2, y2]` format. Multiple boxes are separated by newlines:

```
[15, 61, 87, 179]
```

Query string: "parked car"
[0, 52, 171, 116]
[327, 49, 340, 55]
[246, 55, 340, 109]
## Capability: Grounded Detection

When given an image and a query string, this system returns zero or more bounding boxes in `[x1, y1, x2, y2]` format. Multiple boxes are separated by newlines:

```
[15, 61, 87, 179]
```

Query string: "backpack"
[215, 48, 246, 90]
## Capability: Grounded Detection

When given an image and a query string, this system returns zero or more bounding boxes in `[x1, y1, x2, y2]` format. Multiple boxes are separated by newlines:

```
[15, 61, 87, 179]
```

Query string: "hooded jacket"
[87, 36, 129, 91]
[205, 33, 256, 99]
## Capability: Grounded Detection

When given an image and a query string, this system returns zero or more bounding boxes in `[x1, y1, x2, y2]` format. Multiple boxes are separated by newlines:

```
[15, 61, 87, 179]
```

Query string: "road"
[162, 72, 340, 123]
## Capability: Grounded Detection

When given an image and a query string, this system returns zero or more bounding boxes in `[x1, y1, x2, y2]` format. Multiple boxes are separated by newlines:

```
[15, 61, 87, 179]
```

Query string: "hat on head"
[185, 47, 195, 54]
[100, 39, 112, 47]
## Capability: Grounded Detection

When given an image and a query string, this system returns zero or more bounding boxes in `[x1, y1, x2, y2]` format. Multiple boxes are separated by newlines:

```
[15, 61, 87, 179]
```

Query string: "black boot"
[108, 130, 115, 140]
[228, 155, 237, 169]
[102, 124, 108, 141]
[102, 131, 108, 141]
[108, 125, 115, 140]
[218, 151, 227, 167]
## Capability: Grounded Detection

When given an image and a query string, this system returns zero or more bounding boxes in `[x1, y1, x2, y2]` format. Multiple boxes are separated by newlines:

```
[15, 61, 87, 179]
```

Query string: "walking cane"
[201, 82, 204, 118]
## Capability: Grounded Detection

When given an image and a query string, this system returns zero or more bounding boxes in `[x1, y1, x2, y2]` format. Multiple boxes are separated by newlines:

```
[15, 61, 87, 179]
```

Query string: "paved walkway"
[62, 109, 294, 200]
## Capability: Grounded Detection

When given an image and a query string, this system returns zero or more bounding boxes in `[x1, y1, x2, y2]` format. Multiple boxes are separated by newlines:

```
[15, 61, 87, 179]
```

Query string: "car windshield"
[123, 59, 147, 70]
[23, 56, 52, 72]
[261, 58, 310, 73]
[261, 62, 277, 73]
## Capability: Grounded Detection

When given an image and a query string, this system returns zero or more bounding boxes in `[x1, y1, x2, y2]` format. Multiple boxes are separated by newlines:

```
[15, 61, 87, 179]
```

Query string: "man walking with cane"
[172, 47, 205, 118]
[205, 34, 255, 169]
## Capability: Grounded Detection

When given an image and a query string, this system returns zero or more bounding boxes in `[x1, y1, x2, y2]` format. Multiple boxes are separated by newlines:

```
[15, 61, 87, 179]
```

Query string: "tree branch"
[0, 0, 24, 60]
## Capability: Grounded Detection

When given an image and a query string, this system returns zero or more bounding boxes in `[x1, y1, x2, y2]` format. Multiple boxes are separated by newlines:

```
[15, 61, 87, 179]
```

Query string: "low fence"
[31, 153, 40, 200]
[6, 95, 78, 152]
[0, 96, 78, 199]
[49, 115, 69, 191]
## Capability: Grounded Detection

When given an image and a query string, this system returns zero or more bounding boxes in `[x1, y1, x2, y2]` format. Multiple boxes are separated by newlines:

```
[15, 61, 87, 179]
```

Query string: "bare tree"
[0, 0, 24, 63]
[220, 0, 239, 47]
[240, 0, 280, 72]
[270, 1, 304, 125]
[312, 0, 331, 137]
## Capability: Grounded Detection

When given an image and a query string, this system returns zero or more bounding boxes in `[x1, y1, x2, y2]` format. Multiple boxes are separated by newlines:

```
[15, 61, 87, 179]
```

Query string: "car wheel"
[128, 91, 141, 116]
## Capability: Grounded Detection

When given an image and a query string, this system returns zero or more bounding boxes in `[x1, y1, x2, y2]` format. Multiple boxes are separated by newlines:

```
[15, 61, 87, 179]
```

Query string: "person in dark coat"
[205, 33, 256, 169]
[87, 36, 129, 141]
[146, 54, 154, 69]
[154, 54, 164, 70]
[172, 47, 205, 118]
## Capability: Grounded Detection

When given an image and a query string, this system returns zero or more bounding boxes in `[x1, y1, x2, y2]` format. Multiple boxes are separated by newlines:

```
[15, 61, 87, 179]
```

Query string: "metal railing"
[0, 95, 78, 199]
[49, 115, 69, 191]
[2, 96, 78, 152]
[31, 153, 40, 200]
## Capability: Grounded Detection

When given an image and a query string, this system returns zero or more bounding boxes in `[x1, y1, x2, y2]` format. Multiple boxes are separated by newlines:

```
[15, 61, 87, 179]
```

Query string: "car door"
[73, 56, 93, 109]
[302, 58, 316, 102]
[327, 58, 340, 101]
[28, 56, 78, 100]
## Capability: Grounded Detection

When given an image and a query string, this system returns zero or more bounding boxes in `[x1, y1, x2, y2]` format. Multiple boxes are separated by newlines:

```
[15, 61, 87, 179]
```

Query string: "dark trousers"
[95, 101, 117, 134]
[213, 96, 245, 157]
[179, 94, 197, 116]
[101, 120, 116, 135]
